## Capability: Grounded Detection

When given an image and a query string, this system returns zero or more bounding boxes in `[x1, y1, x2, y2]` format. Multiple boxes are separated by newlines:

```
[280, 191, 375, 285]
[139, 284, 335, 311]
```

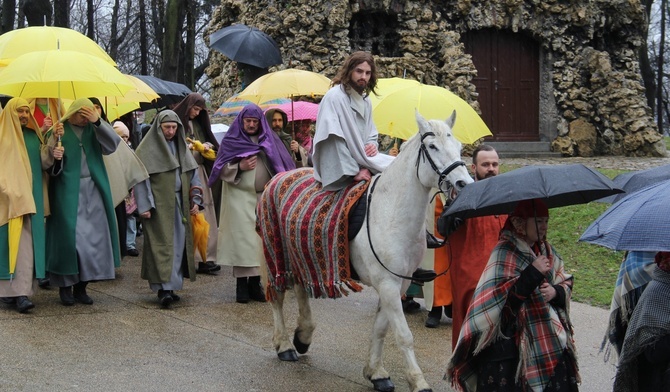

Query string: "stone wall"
[205, 0, 666, 157]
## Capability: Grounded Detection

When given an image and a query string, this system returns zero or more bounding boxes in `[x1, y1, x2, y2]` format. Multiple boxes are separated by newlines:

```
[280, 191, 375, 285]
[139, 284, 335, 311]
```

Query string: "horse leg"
[271, 290, 298, 361]
[293, 284, 315, 354]
[379, 284, 432, 392]
[364, 294, 395, 392]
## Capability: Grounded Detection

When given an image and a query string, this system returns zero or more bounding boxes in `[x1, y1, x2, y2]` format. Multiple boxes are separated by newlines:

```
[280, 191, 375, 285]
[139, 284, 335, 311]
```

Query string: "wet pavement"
[0, 248, 615, 392]
[4, 155, 665, 391]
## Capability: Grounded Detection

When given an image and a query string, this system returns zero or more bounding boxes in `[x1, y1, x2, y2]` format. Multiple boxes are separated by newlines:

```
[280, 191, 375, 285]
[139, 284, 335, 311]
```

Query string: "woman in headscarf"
[613, 251, 670, 392]
[447, 199, 579, 392]
[134, 110, 202, 308]
[0, 98, 62, 313]
[209, 103, 295, 303]
[45, 98, 121, 307]
[172, 93, 221, 274]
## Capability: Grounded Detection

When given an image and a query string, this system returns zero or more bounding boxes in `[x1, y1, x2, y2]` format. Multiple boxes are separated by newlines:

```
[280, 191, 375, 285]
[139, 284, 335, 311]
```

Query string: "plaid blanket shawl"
[257, 167, 368, 300]
[602, 251, 656, 360]
[613, 266, 670, 392]
[447, 229, 578, 392]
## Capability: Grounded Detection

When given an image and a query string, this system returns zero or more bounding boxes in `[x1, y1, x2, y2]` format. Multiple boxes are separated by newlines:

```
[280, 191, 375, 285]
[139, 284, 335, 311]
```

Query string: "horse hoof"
[293, 331, 310, 354]
[371, 377, 395, 392]
[277, 349, 299, 362]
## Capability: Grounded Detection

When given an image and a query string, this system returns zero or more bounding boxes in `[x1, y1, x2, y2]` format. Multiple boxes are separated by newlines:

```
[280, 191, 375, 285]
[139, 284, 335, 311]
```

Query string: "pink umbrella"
[273, 101, 319, 122]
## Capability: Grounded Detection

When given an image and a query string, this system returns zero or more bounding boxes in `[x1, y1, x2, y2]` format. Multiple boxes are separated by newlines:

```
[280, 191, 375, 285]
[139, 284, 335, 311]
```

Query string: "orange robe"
[431, 197, 452, 308]
[448, 214, 507, 348]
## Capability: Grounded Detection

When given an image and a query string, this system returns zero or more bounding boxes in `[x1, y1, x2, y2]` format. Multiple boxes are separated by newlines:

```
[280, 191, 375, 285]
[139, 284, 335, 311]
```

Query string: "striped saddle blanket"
[256, 168, 368, 300]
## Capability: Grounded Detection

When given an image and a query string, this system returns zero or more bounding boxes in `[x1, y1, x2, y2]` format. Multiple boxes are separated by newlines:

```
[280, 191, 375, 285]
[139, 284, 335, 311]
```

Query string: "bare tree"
[658, 0, 667, 133]
[161, 0, 187, 83]
[640, 0, 657, 113]
[53, 0, 69, 27]
[1, 0, 17, 33]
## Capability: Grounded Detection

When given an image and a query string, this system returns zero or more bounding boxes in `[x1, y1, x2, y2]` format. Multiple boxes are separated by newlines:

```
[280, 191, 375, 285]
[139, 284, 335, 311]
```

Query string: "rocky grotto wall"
[205, 0, 666, 157]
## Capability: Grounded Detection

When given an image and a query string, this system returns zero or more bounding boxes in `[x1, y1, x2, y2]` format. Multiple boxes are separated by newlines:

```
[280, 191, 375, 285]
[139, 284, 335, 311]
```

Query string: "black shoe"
[248, 276, 266, 302]
[444, 304, 453, 319]
[59, 286, 75, 306]
[402, 297, 421, 313]
[38, 278, 50, 289]
[0, 297, 16, 305]
[412, 268, 437, 285]
[73, 282, 93, 305]
[157, 290, 173, 308]
[196, 261, 220, 274]
[425, 316, 440, 328]
[16, 296, 35, 313]
[236, 277, 250, 303]
[127, 248, 139, 257]
[425, 306, 443, 328]
[168, 291, 180, 302]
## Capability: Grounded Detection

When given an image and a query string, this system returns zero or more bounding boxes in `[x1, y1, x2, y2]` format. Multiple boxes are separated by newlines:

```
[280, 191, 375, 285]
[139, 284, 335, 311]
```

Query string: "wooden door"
[463, 29, 540, 141]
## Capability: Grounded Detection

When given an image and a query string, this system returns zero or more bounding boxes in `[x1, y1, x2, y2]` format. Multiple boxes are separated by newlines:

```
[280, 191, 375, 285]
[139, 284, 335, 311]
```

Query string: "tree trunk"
[161, 0, 186, 82]
[184, 0, 196, 89]
[658, 0, 667, 134]
[53, 0, 69, 28]
[639, 0, 656, 114]
[150, 0, 165, 76]
[86, 0, 94, 39]
[109, 0, 120, 60]
[139, 0, 148, 74]
[17, 0, 27, 28]
[1, 0, 16, 34]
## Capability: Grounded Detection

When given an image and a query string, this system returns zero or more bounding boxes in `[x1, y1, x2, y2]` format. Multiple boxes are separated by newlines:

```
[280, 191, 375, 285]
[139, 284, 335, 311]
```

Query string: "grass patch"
[497, 164, 630, 308]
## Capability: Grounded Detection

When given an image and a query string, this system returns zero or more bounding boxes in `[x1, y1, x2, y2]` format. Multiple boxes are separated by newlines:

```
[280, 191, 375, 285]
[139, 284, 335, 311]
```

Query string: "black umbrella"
[209, 24, 282, 69]
[443, 164, 624, 219]
[131, 75, 192, 110]
[597, 163, 670, 203]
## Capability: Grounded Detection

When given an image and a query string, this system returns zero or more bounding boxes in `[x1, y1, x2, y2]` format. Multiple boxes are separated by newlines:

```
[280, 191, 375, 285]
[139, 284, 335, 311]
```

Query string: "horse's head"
[414, 110, 473, 194]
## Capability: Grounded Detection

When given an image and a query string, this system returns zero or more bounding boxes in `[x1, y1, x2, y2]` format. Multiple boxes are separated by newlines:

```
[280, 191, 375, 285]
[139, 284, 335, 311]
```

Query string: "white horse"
[258, 112, 473, 392]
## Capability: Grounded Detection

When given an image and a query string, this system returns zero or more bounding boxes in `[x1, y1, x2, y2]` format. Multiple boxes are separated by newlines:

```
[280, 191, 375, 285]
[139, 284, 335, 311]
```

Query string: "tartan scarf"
[447, 229, 578, 392]
[602, 251, 656, 361]
[613, 266, 670, 392]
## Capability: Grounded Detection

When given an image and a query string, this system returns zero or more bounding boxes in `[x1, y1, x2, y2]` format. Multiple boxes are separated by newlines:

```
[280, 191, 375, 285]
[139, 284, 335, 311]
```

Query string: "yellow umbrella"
[230, 69, 331, 103]
[0, 50, 133, 100]
[94, 75, 161, 121]
[370, 78, 492, 144]
[0, 26, 116, 66]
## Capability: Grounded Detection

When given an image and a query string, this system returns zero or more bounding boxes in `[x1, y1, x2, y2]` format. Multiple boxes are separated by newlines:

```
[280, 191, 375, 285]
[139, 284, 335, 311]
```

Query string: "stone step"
[485, 141, 562, 158]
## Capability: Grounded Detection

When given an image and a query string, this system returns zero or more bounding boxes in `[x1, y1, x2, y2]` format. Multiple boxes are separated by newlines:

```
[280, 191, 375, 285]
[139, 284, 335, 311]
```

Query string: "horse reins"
[365, 135, 466, 283]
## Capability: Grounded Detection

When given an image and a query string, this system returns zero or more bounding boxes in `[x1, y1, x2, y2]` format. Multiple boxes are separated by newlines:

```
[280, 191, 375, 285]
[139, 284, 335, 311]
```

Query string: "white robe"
[312, 85, 394, 190]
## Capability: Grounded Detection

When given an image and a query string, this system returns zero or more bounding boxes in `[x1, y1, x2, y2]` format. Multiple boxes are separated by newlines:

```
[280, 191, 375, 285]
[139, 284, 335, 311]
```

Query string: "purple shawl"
[208, 104, 296, 187]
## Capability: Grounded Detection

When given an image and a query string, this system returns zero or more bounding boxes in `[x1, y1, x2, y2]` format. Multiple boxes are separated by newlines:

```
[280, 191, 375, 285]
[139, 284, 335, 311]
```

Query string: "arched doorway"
[463, 29, 540, 141]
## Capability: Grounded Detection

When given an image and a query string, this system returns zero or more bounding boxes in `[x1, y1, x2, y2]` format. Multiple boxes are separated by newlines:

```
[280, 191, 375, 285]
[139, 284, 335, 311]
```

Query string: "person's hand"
[53, 146, 64, 160]
[353, 168, 371, 182]
[290, 140, 300, 153]
[53, 122, 64, 138]
[78, 106, 100, 123]
[532, 255, 552, 274]
[388, 147, 399, 157]
[140, 211, 151, 219]
[239, 156, 257, 171]
[202, 142, 213, 152]
[539, 282, 557, 302]
[42, 115, 53, 133]
[364, 143, 378, 157]
[190, 204, 199, 215]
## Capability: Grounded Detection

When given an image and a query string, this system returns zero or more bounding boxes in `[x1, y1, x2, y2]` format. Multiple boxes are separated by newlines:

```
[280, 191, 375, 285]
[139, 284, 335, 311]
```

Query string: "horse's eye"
[429, 143, 437, 150]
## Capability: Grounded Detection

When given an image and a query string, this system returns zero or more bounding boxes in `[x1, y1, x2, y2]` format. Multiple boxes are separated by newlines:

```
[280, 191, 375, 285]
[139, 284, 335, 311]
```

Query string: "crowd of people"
[2, 50, 668, 391]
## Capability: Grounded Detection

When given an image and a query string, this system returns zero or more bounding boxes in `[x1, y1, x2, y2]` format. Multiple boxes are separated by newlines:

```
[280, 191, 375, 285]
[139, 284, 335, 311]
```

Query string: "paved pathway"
[0, 255, 617, 392]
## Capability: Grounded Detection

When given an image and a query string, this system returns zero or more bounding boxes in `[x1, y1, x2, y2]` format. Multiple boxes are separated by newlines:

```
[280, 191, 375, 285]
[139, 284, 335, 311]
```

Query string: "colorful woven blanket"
[257, 168, 368, 300]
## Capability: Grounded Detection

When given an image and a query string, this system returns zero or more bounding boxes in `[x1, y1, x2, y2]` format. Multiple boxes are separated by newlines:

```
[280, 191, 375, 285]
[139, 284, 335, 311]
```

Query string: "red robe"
[448, 214, 507, 348]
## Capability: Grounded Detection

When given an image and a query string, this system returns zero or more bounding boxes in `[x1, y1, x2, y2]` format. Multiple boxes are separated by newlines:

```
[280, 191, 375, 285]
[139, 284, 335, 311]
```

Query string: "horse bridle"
[415, 131, 466, 194]
[365, 131, 466, 283]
